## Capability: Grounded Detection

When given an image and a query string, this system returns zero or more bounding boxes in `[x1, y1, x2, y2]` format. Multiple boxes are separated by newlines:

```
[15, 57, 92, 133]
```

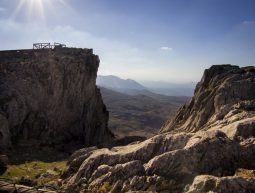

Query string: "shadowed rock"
[0, 48, 113, 153]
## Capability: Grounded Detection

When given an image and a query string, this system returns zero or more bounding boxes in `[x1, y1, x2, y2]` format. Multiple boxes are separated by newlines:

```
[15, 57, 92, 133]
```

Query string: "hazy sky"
[0, 0, 255, 82]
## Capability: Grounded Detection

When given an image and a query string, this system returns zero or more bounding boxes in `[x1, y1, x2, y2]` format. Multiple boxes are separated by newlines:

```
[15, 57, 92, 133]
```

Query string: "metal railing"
[33, 43, 66, 50]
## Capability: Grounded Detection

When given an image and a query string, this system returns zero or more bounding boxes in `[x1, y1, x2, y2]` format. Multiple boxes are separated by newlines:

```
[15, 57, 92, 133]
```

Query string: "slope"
[100, 87, 188, 138]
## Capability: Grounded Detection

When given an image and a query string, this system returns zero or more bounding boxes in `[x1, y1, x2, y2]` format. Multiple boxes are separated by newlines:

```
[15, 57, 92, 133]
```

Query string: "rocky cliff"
[0, 47, 113, 153]
[62, 65, 255, 193]
[161, 65, 255, 133]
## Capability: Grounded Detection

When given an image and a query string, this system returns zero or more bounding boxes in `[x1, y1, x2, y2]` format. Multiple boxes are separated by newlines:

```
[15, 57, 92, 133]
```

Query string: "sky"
[0, 0, 255, 82]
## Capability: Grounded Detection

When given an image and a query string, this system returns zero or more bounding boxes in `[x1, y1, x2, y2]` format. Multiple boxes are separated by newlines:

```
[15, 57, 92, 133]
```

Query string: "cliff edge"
[0, 47, 113, 153]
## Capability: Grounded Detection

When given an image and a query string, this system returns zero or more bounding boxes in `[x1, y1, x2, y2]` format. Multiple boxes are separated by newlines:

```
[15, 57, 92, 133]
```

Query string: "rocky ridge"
[0, 47, 113, 153]
[161, 65, 255, 133]
[62, 65, 255, 193]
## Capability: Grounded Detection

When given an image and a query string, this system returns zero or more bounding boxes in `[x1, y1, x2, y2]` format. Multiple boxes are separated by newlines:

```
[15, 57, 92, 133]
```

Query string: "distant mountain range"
[97, 75, 190, 137]
[97, 75, 149, 95]
[97, 75, 196, 96]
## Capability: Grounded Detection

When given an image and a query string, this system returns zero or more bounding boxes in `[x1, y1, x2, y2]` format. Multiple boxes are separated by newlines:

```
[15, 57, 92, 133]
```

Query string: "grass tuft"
[98, 181, 112, 192]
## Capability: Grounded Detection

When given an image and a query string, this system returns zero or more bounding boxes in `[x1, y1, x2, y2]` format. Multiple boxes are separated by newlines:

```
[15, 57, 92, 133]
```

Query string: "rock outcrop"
[0, 181, 57, 193]
[62, 65, 255, 193]
[0, 47, 113, 153]
[161, 65, 255, 133]
[185, 175, 255, 193]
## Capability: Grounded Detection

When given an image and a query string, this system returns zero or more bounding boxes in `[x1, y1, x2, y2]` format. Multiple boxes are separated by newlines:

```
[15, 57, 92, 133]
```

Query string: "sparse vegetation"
[98, 182, 112, 192]
[235, 168, 255, 177]
[1, 161, 66, 187]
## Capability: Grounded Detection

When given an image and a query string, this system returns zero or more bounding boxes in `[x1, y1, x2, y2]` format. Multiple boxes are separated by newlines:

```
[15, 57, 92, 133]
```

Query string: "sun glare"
[11, 0, 69, 21]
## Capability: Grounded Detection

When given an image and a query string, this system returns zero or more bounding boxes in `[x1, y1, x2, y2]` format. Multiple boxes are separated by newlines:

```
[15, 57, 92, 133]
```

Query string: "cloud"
[242, 20, 255, 25]
[160, 46, 173, 51]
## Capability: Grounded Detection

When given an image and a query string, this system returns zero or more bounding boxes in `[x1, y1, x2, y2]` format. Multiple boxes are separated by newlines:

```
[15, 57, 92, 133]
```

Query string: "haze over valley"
[97, 75, 190, 138]
[97, 75, 196, 96]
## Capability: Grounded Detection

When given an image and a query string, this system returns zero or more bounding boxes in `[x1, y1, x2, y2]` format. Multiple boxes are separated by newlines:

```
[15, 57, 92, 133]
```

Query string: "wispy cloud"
[242, 20, 255, 25]
[160, 46, 173, 51]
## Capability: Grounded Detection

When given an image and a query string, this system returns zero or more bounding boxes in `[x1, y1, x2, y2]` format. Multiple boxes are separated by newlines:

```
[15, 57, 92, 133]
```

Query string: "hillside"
[97, 75, 196, 96]
[100, 87, 188, 138]
[63, 65, 255, 193]
[97, 75, 149, 95]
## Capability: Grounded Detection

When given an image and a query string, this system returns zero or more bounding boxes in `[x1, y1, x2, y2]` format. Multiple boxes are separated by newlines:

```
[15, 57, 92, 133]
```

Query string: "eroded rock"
[62, 65, 255, 193]
[161, 65, 255, 133]
[184, 175, 255, 193]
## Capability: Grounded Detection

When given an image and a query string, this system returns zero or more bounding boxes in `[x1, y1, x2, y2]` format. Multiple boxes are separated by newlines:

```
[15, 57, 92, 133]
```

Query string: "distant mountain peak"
[97, 75, 147, 94]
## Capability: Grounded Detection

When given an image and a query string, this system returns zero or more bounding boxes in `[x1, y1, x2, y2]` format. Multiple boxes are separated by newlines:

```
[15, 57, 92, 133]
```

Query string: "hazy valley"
[100, 87, 188, 138]
[97, 75, 189, 138]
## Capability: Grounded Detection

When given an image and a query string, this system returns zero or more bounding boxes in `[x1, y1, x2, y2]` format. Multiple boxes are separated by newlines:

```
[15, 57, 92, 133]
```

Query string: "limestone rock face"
[161, 65, 255, 133]
[64, 118, 255, 192]
[0, 48, 112, 152]
[62, 65, 255, 193]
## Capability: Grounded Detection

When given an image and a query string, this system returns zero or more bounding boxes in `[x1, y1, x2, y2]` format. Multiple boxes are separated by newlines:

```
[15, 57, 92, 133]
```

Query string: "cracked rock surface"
[63, 65, 255, 193]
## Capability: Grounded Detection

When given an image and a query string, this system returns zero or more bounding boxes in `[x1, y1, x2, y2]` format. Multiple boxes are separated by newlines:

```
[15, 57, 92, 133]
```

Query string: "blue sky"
[0, 0, 255, 82]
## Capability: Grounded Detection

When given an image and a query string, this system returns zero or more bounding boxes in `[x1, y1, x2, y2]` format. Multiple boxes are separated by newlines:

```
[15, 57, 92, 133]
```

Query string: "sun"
[12, 0, 68, 21]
